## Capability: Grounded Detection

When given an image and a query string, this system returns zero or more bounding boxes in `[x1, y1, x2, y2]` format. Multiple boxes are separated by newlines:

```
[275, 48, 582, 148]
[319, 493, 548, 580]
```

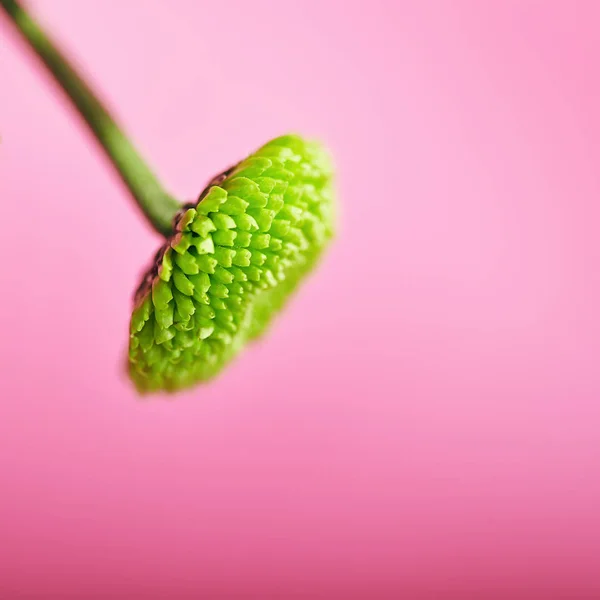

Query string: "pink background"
[1, 1, 600, 598]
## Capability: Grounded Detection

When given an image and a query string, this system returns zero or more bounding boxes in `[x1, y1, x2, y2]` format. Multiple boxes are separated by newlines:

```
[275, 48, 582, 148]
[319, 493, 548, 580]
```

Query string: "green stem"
[0, 0, 181, 236]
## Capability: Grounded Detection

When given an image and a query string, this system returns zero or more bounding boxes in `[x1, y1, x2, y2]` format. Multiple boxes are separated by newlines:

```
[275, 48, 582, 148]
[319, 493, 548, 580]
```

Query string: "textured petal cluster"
[128, 135, 335, 393]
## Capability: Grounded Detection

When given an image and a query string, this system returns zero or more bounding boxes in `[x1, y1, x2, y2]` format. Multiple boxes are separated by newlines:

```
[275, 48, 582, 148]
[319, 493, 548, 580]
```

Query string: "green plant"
[1, 0, 335, 393]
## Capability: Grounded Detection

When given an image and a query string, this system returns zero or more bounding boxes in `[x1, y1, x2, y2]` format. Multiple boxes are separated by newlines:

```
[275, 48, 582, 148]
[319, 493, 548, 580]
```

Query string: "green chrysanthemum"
[3, 3, 336, 395]
[128, 135, 335, 392]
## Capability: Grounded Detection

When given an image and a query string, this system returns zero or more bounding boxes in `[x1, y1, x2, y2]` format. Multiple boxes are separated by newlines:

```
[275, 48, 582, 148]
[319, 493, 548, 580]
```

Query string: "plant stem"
[0, 0, 181, 236]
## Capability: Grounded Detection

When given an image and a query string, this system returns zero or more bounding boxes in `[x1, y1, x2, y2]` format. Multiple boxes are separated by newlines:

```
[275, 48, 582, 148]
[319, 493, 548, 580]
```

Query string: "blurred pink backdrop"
[1, 0, 600, 598]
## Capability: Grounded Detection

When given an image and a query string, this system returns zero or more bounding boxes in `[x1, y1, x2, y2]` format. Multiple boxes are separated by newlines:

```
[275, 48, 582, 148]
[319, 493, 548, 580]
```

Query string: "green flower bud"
[129, 135, 335, 393]
[1, 2, 336, 395]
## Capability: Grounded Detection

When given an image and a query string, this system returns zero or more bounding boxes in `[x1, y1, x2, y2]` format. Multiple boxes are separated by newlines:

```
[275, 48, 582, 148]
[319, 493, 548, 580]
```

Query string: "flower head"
[128, 135, 335, 393]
